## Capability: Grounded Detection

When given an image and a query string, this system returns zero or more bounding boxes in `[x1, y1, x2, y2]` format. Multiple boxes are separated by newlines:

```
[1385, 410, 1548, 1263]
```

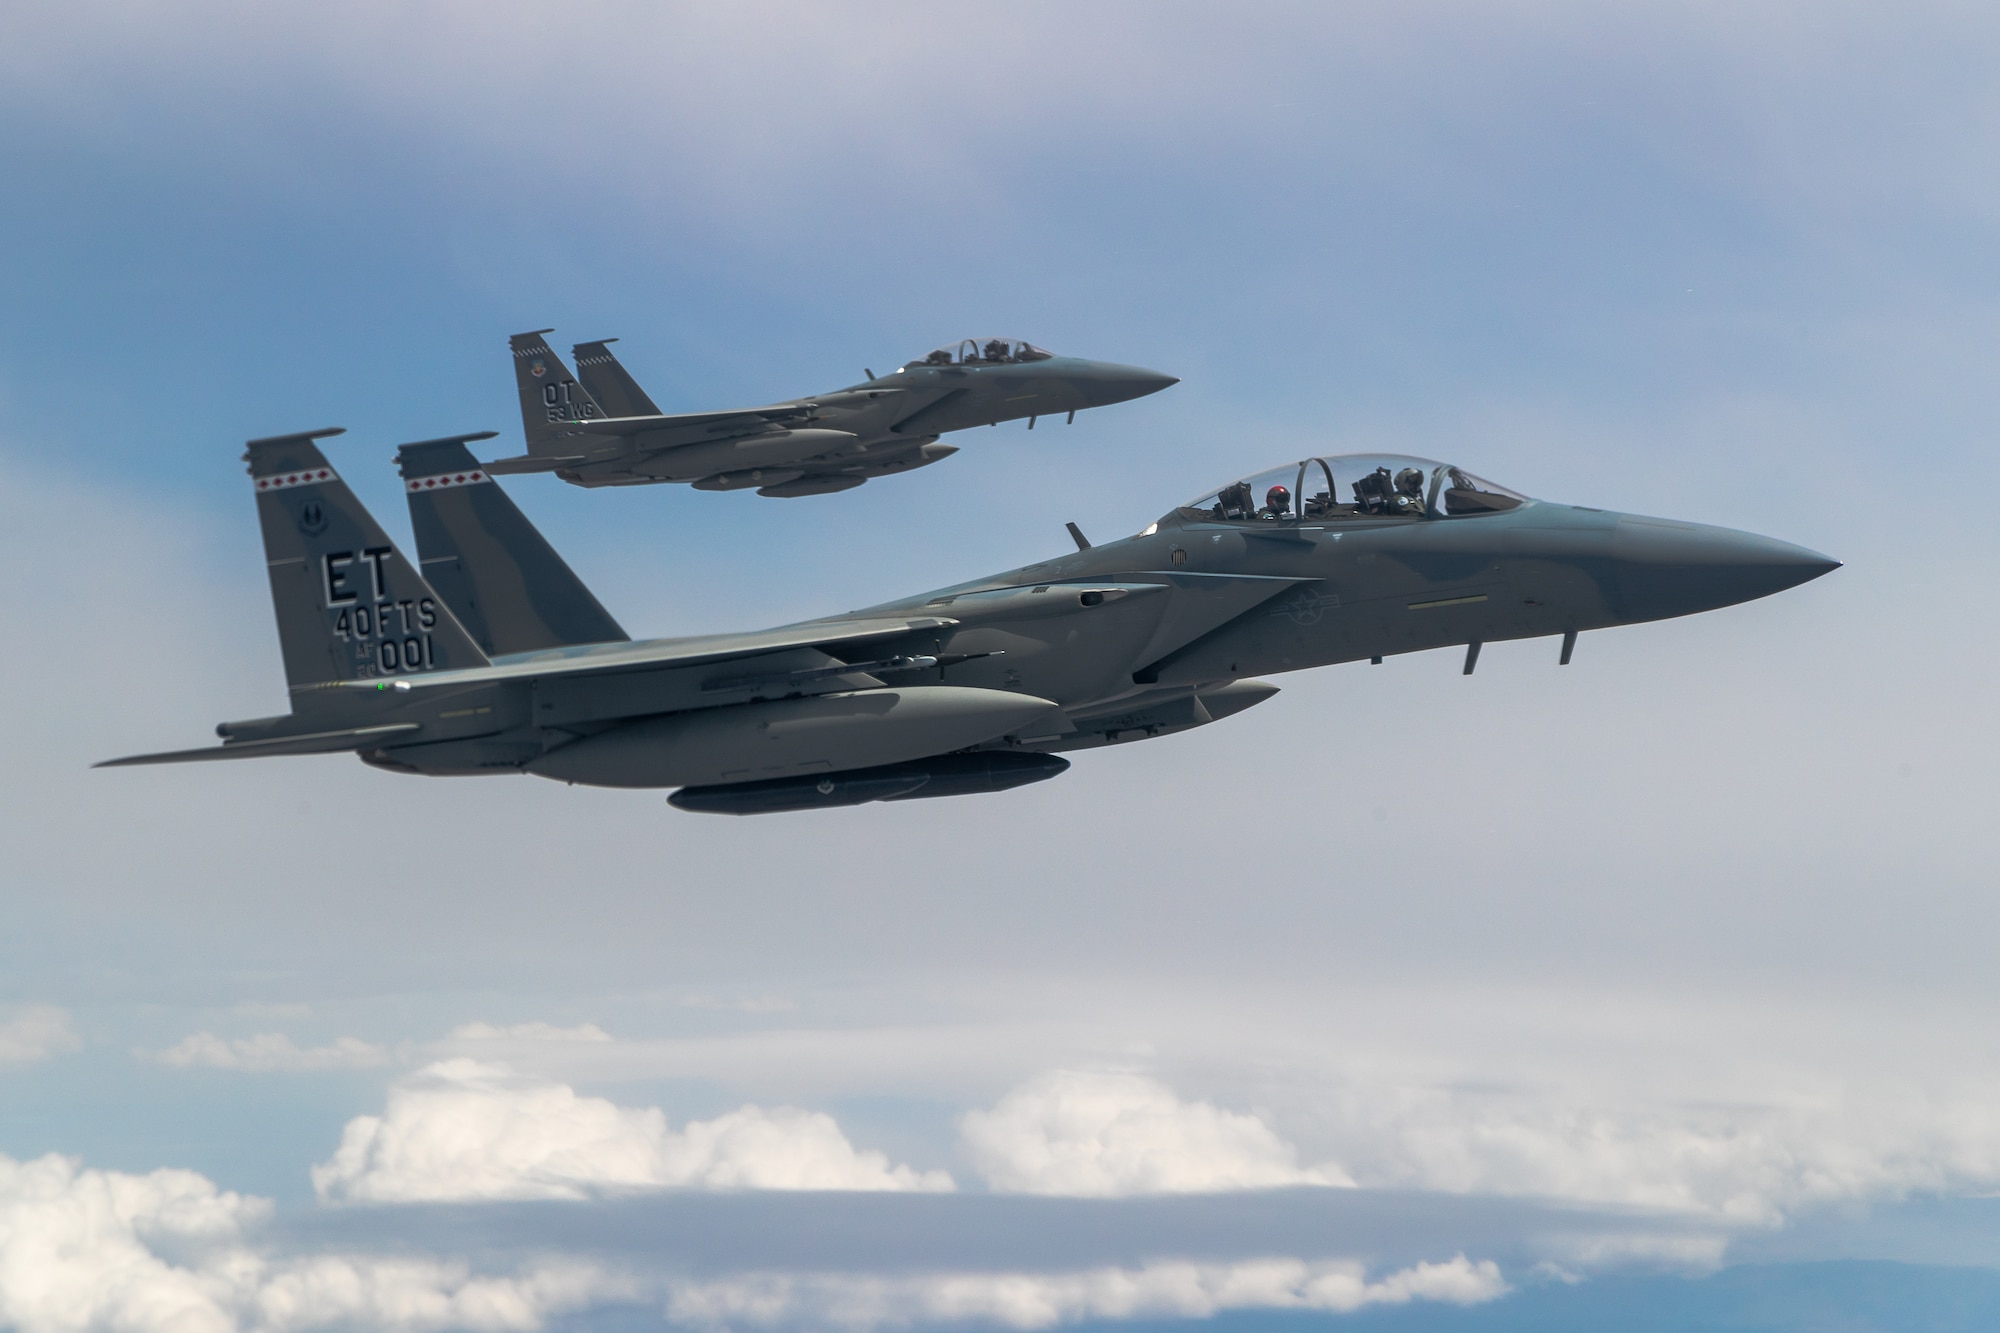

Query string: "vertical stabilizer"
[398, 435, 628, 656]
[572, 339, 662, 419]
[247, 429, 488, 691]
[509, 331, 601, 457]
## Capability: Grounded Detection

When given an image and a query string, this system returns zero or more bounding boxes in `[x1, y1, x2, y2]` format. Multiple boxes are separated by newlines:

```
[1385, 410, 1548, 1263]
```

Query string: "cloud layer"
[664, 1256, 1506, 1330]
[313, 1060, 953, 1202]
[0, 1152, 618, 1333]
[155, 1032, 389, 1071]
[0, 1144, 1514, 1333]
[961, 1070, 1350, 1196]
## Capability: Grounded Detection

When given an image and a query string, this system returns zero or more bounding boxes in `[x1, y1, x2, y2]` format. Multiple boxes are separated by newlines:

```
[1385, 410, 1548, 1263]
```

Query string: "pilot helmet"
[1394, 467, 1425, 496]
[1265, 484, 1291, 514]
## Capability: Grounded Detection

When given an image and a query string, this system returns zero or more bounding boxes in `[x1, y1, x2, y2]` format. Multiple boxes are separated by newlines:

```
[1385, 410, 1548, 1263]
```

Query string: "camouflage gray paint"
[485, 333, 1177, 496]
[100, 438, 1837, 814]
[399, 435, 626, 655]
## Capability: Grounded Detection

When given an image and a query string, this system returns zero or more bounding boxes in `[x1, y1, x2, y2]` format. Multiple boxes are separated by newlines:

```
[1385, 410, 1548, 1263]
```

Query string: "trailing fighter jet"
[484, 333, 1178, 496]
[100, 433, 1837, 814]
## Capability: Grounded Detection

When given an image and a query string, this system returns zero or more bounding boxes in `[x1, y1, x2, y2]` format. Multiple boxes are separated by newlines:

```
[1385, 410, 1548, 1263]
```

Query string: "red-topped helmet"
[1265, 484, 1291, 515]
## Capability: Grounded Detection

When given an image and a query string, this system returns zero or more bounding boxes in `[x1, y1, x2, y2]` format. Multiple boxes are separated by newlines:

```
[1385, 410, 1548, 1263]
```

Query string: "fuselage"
[349, 461, 1835, 786]
[560, 354, 1179, 492]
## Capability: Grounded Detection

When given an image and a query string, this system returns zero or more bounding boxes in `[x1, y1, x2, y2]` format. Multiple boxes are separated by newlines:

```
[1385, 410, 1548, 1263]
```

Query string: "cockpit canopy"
[1178, 454, 1527, 524]
[911, 337, 1054, 368]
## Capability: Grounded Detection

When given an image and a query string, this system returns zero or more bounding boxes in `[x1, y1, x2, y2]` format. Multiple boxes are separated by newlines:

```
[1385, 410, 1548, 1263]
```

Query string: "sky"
[3, 1, 2000, 1330]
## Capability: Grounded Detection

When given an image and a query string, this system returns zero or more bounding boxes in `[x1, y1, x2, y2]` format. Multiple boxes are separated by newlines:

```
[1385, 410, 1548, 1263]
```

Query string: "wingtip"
[396, 430, 501, 451]
[244, 426, 345, 448]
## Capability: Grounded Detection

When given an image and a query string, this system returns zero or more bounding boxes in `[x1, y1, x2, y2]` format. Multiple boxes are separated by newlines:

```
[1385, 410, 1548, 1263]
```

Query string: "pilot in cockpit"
[983, 339, 1010, 362]
[1261, 484, 1292, 519]
[925, 349, 952, 366]
[1394, 468, 1427, 516]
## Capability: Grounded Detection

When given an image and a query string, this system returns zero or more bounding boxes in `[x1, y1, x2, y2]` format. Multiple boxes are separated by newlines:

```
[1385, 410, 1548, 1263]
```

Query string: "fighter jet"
[100, 433, 1837, 814]
[483, 333, 1178, 496]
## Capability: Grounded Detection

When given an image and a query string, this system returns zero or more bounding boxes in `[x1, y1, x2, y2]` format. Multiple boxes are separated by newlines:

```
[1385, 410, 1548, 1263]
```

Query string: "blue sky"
[3, 3, 2000, 1330]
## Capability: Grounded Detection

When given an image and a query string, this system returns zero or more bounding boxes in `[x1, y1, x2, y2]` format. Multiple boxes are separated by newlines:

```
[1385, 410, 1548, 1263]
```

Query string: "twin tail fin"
[509, 331, 602, 458]
[399, 435, 628, 656]
[571, 339, 661, 418]
[248, 428, 489, 691]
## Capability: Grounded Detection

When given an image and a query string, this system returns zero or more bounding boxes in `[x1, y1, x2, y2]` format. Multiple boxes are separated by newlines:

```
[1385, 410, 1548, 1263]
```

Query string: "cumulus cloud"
[154, 1032, 389, 1071]
[0, 1151, 618, 1333]
[0, 1006, 79, 1064]
[313, 1060, 953, 1202]
[953, 1062, 2000, 1225]
[960, 1070, 1351, 1196]
[664, 1255, 1506, 1330]
[1326, 1081, 2000, 1225]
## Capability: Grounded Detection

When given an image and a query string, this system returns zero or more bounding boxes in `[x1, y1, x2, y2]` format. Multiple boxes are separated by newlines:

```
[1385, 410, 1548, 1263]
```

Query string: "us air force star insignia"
[530, 359, 546, 378]
[1271, 587, 1339, 625]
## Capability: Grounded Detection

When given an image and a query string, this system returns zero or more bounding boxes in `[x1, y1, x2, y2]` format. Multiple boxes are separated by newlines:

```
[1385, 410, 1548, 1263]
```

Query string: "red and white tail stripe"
[254, 468, 336, 492]
[405, 470, 492, 493]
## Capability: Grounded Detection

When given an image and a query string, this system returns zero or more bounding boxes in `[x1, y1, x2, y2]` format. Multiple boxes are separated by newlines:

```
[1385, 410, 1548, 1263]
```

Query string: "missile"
[668, 750, 1070, 815]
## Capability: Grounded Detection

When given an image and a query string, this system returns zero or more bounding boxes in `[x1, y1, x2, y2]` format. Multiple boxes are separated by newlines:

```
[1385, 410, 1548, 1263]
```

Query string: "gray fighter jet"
[483, 333, 1178, 496]
[100, 434, 1837, 814]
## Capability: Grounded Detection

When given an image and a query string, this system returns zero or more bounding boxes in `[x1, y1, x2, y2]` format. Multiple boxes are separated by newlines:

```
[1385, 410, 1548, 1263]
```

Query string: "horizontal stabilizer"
[97, 723, 420, 768]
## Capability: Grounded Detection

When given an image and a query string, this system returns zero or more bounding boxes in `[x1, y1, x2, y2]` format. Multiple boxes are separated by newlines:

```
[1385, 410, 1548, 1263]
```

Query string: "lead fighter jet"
[101, 433, 1837, 814]
[484, 333, 1178, 496]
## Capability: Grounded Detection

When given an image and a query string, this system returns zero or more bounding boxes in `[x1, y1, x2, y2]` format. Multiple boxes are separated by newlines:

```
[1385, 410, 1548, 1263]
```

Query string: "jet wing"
[329, 615, 960, 691]
[568, 386, 911, 436]
[566, 406, 816, 437]
[567, 386, 916, 442]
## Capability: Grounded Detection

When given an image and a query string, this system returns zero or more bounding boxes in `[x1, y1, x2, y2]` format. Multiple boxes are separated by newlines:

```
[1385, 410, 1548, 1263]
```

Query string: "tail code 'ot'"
[399, 435, 628, 656]
[509, 330, 602, 457]
[248, 429, 488, 691]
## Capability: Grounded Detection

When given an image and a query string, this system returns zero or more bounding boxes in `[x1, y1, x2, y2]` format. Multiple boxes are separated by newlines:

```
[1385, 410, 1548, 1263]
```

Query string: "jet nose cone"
[1792, 549, 1843, 583]
[1068, 361, 1180, 408]
[1720, 532, 1841, 591]
[1612, 517, 1840, 620]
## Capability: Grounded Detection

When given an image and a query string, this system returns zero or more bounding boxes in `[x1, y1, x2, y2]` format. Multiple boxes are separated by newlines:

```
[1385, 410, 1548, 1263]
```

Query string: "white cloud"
[953, 1063, 2000, 1226]
[1322, 1078, 2000, 1225]
[447, 1022, 613, 1043]
[663, 1255, 1506, 1331]
[153, 1032, 389, 1071]
[0, 1151, 617, 1333]
[313, 1060, 953, 1203]
[0, 1006, 78, 1064]
[960, 1070, 1351, 1196]
[0, 1145, 1515, 1333]
[247, 1257, 619, 1333]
